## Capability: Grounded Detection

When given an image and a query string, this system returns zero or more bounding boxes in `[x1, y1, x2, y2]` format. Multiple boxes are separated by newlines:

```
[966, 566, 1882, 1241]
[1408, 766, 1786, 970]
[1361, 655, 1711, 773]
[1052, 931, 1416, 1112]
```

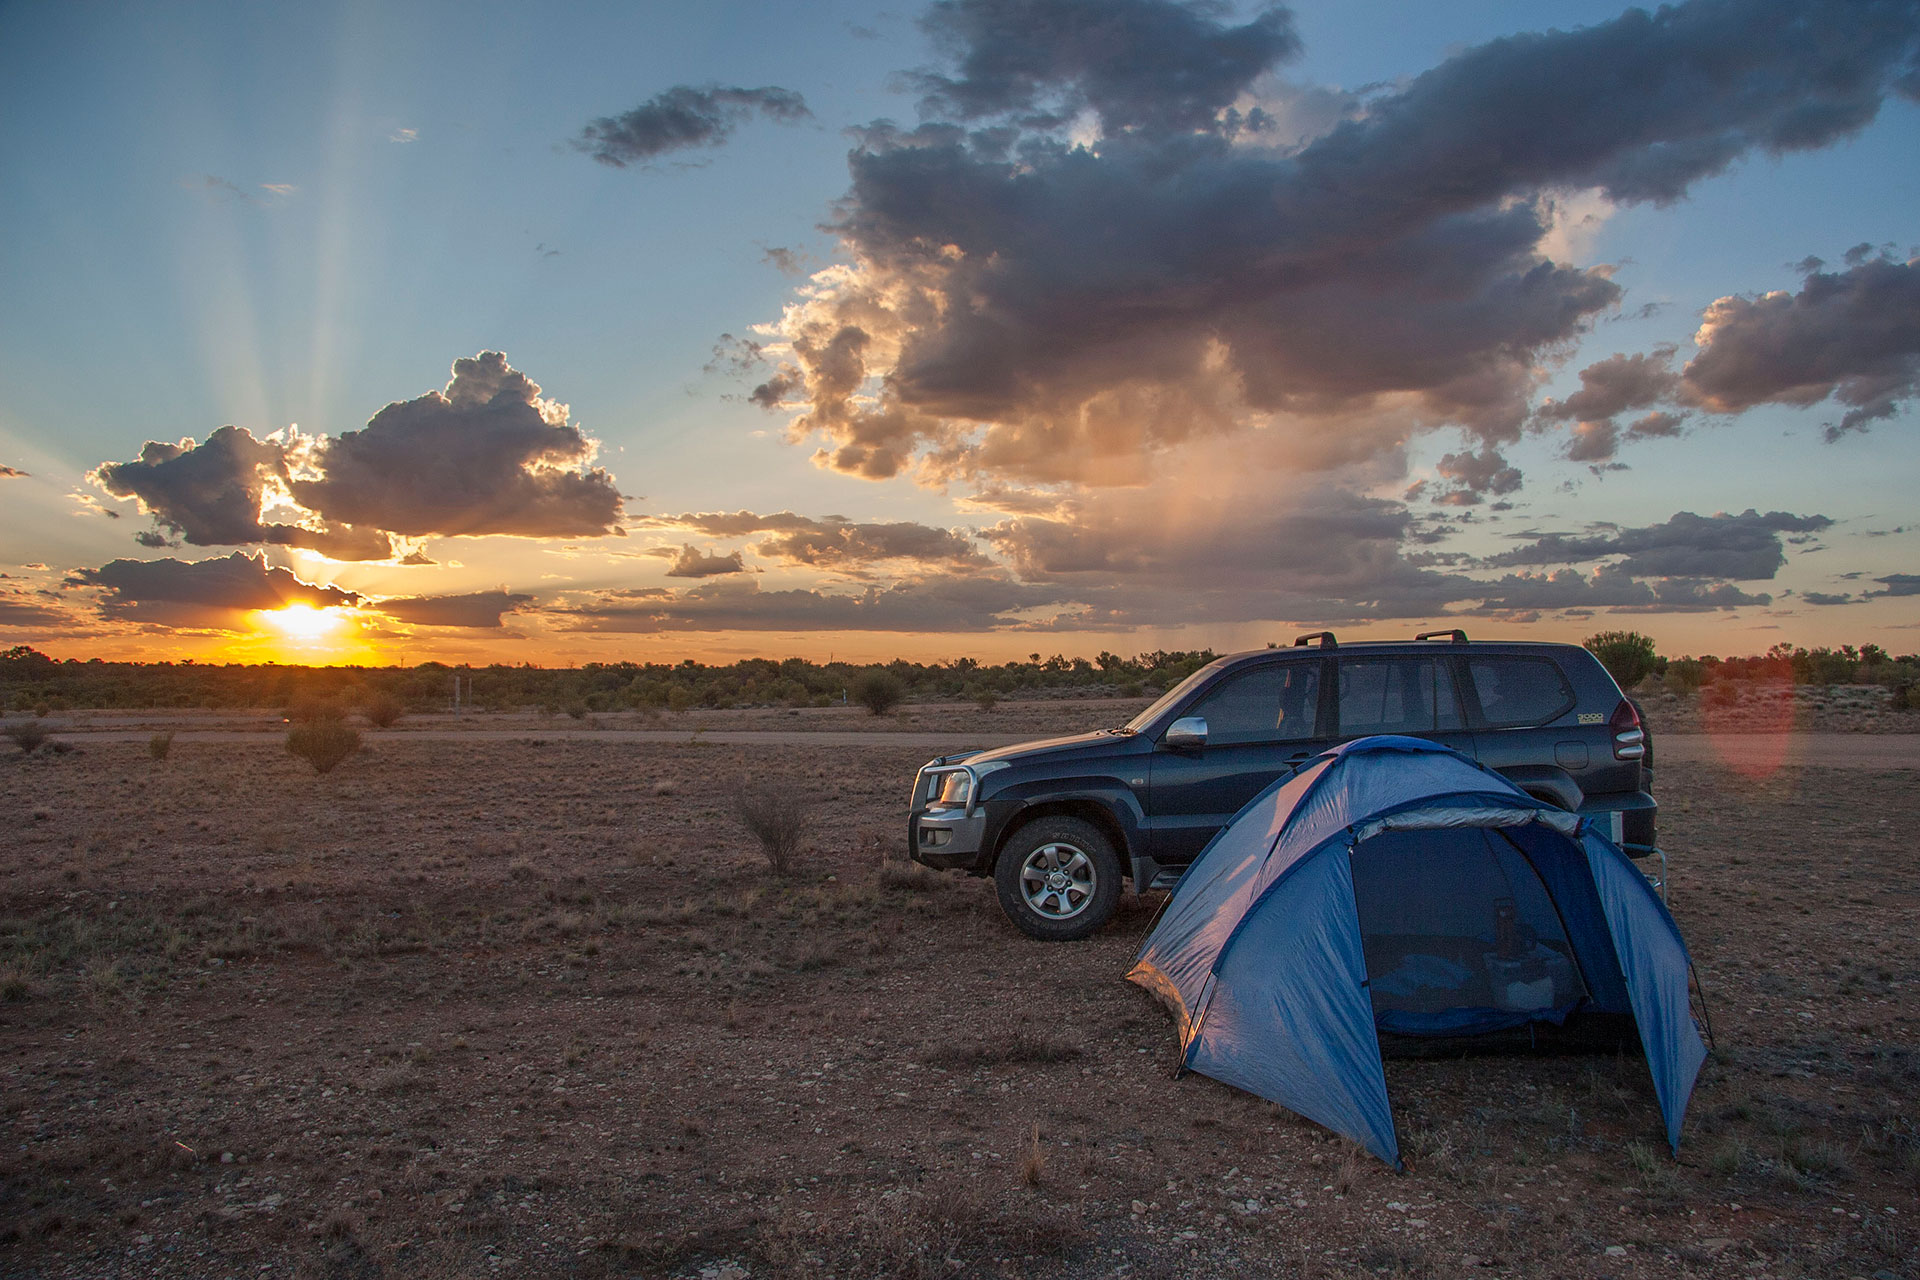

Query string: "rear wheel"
[994, 817, 1122, 941]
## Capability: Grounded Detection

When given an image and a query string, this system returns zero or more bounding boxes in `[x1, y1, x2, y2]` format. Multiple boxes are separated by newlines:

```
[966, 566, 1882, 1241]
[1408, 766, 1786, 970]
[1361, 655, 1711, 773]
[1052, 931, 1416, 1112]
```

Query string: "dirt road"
[52, 723, 1920, 768]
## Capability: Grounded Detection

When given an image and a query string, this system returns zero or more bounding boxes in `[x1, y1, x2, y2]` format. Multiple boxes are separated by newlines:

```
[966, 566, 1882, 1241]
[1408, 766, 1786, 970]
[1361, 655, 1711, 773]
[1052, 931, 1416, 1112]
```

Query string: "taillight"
[1609, 698, 1645, 760]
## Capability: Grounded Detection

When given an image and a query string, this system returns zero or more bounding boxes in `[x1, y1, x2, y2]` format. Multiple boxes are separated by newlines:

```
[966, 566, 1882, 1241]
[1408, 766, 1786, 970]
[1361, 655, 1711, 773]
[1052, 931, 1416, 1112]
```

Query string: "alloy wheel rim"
[1019, 842, 1094, 919]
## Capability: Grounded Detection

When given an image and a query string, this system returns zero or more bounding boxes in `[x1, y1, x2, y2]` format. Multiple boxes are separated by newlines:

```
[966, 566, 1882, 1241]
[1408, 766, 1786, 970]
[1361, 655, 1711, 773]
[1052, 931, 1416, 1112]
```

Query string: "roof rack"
[1293, 631, 1338, 649]
[1415, 629, 1469, 644]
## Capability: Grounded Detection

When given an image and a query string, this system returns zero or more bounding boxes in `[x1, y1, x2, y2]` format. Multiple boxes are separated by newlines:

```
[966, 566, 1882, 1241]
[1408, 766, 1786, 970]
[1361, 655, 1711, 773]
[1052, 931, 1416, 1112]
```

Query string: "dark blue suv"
[908, 632, 1657, 940]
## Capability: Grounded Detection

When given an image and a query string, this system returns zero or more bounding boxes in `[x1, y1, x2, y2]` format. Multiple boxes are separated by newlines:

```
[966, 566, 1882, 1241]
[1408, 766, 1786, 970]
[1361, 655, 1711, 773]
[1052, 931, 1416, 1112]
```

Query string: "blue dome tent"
[1128, 736, 1705, 1169]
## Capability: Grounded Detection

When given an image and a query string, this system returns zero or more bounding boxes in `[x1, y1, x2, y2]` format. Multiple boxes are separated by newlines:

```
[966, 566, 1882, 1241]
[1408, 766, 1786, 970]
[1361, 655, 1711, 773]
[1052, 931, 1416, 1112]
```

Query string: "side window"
[1184, 663, 1321, 745]
[1339, 658, 1454, 735]
[1467, 657, 1575, 728]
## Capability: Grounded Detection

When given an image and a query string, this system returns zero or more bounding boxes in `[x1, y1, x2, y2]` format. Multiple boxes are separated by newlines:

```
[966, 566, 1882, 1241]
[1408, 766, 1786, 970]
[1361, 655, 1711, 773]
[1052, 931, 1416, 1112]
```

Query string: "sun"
[257, 604, 346, 642]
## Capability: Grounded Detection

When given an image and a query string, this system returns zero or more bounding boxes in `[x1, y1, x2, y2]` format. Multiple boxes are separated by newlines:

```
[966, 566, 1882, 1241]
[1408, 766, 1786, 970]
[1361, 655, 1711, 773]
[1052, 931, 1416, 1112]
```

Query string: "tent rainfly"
[1129, 735, 1706, 1169]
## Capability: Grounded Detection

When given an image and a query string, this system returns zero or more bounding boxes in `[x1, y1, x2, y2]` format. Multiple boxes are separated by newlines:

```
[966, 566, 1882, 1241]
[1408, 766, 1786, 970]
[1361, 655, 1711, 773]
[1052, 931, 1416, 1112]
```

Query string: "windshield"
[1122, 658, 1232, 733]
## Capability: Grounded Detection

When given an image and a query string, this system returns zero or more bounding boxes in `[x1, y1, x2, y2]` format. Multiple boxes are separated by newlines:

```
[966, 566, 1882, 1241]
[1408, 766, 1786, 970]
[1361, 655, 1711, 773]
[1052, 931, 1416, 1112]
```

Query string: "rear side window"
[1337, 658, 1464, 735]
[1185, 662, 1322, 745]
[1467, 657, 1575, 727]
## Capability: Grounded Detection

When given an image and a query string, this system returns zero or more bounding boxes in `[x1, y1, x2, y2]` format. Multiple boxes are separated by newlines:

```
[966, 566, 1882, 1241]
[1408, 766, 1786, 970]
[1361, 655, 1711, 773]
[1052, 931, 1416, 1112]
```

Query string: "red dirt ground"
[1, 708, 1915, 1279]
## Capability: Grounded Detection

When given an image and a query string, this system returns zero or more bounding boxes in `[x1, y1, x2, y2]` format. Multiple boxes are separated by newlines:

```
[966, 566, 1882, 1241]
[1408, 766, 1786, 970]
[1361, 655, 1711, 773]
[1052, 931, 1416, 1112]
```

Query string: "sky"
[1, 0, 1916, 667]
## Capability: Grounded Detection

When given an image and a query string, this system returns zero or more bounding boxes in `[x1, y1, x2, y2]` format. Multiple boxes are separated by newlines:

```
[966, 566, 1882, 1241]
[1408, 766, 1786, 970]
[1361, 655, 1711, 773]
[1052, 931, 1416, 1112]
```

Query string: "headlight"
[937, 771, 973, 807]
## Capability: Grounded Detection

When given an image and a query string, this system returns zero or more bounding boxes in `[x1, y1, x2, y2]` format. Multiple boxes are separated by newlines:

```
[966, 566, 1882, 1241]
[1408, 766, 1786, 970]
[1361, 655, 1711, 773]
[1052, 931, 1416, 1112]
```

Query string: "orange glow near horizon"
[229, 605, 382, 665]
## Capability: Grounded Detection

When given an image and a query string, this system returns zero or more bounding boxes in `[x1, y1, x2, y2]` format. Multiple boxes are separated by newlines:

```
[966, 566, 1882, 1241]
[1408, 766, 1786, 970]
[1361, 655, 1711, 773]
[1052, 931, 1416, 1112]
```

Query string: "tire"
[994, 816, 1122, 942]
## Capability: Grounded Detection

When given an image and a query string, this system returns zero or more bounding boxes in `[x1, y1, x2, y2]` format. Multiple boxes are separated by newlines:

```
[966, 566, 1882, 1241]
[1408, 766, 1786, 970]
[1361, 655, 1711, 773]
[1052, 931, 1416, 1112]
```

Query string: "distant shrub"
[1663, 658, 1708, 694]
[564, 699, 589, 720]
[967, 684, 998, 712]
[1585, 631, 1661, 689]
[286, 720, 361, 774]
[1892, 683, 1917, 712]
[149, 730, 176, 760]
[361, 692, 404, 729]
[734, 783, 811, 874]
[4, 719, 49, 754]
[667, 686, 696, 714]
[852, 670, 906, 716]
[286, 692, 345, 723]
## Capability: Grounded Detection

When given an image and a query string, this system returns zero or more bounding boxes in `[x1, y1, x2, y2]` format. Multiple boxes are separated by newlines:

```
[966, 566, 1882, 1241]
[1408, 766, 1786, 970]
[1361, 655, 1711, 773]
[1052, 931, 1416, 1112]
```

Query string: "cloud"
[0, 465, 26, 478]
[639, 510, 990, 569]
[1463, 564, 1770, 614]
[0, 588, 69, 628]
[664, 546, 747, 578]
[90, 425, 395, 561]
[909, 0, 1300, 135]
[291, 352, 625, 539]
[751, 0, 1920, 496]
[68, 553, 359, 626]
[1867, 572, 1920, 597]
[377, 590, 532, 629]
[1801, 591, 1855, 605]
[1536, 348, 1688, 461]
[551, 573, 1064, 633]
[1683, 256, 1920, 439]
[576, 85, 811, 166]
[1487, 509, 1833, 579]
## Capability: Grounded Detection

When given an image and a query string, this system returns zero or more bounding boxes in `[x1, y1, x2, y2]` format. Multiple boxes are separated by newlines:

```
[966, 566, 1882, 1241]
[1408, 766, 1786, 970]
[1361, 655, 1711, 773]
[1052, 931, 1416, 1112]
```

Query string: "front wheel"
[994, 817, 1122, 941]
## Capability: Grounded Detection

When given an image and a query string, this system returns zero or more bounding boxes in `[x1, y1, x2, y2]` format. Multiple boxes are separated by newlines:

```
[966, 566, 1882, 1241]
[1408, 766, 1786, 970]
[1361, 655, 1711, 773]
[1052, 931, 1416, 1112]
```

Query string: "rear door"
[1333, 654, 1475, 756]
[1458, 653, 1583, 782]
[1144, 658, 1335, 865]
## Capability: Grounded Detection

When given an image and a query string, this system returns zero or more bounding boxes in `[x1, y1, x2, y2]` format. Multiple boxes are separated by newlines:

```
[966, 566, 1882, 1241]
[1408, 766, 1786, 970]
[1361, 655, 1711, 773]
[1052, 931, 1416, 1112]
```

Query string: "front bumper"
[909, 806, 988, 871]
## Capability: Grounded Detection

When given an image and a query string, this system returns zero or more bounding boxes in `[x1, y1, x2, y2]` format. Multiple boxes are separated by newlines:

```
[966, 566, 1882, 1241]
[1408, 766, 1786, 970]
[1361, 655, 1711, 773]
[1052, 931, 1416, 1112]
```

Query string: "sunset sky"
[2, 0, 1916, 666]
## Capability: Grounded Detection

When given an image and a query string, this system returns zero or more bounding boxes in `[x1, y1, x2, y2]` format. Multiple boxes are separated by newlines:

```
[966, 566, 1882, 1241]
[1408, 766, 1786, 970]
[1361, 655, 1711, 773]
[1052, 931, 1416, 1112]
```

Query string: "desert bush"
[286, 720, 361, 774]
[852, 670, 906, 716]
[667, 685, 696, 714]
[1663, 657, 1709, 694]
[1585, 631, 1661, 689]
[148, 730, 175, 760]
[1892, 683, 1918, 712]
[286, 692, 345, 723]
[734, 783, 811, 874]
[361, 691, 404, 728]
[971, 687, 998, 711]
[4, 719, 50, 753]
[564, 698, 589, 720]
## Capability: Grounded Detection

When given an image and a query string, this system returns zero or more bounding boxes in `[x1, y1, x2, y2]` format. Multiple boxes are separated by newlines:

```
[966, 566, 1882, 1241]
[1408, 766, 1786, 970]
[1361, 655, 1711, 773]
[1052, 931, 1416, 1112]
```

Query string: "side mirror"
[1164, 716, 1208, 749]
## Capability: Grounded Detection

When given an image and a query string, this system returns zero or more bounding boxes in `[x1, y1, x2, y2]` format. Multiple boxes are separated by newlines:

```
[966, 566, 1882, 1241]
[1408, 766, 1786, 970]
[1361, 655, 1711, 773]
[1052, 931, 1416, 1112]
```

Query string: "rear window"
[1337, 658, 1465, 735]
[1467, 656, 1575, 727]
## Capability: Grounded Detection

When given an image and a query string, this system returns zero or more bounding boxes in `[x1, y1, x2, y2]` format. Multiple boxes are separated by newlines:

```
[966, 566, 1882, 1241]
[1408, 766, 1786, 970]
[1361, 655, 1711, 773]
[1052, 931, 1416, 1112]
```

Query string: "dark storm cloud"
[1487, 509, 1833, 580]
[664, 546, 747, 578]
[639, 511, 988, 568]
[68, 553, 359, 624]
[760, 0, 1920, 490]
[550, 573, 1064, 633]
[575, 85, 811, 166]
[291, 353, 625, 539]
[377, 590, 533, 629]
[1867, 573, 1920, 597]
[909, 0, 1300, 134]
[1683, 256, 1920, 439]
[90, 427, 396, 561]
[1801, 591, 1856, 605]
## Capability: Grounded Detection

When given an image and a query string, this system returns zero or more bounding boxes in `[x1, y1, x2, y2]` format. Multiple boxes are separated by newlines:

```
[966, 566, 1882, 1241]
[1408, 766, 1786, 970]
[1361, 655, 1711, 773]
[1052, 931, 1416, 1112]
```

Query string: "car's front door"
[1144, 659, 1335, 865]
